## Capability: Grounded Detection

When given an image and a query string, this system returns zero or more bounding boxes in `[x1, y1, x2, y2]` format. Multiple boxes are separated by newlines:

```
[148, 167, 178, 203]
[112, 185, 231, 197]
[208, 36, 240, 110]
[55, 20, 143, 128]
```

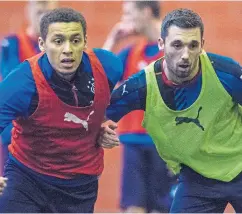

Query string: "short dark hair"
[40, 7, 87, 41]
[161, 8, 204, 41]
[135, 1, 161, 18]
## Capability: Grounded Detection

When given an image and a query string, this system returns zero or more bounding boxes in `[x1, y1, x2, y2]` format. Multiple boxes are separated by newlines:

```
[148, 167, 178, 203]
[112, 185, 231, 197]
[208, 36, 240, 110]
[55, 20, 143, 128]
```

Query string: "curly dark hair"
[40, 7, 87, 41]
[161, 8, 204, 41]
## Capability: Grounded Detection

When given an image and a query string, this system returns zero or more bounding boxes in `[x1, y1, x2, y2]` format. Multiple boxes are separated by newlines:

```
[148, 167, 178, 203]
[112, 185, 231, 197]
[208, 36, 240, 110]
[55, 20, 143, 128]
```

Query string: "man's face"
[122, 1, 147, 33]
[27, 1, 58, 36]
[161, 26, 204, 79]
[39, 22, 87, 76]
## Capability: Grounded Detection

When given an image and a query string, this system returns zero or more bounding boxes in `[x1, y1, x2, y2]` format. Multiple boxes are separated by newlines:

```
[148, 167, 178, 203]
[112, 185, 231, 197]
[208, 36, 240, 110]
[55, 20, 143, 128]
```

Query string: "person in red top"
[0, 7, 121, 213]
[0, 0, 58, 79]
[103, 1, 175, 212]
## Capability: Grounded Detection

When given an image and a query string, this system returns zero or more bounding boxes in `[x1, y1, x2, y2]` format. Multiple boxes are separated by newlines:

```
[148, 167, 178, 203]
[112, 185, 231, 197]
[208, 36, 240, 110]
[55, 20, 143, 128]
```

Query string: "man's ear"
[84, 35, 88, 49]
[200, 38, 205, 54]
[38, 37, 45, 52]
[158, 37, 164, 51]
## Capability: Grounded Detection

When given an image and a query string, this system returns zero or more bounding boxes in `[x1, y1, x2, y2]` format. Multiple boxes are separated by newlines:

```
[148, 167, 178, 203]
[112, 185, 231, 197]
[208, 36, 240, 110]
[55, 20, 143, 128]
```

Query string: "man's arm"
[103, 20, 136, 84]
[98, 120, 120, 149]
[0, 61, 35, 134]
[103, 22, 137, 51]
[91, 49, 123, 149]
[106, 69, 147, 122]
[93, 48, 123, 91]
[97, 70, 146, 148]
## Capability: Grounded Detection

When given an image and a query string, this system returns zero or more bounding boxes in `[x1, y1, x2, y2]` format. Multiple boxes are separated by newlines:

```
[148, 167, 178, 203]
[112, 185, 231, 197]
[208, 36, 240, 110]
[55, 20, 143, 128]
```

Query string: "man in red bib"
[0, 8, 122, 213]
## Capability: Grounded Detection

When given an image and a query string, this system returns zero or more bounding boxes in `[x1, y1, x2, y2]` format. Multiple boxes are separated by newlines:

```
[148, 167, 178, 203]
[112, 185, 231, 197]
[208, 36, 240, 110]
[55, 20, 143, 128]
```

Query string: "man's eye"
[173, 43, 181, 49]
[190, 43, 198, 49]
[54, 39, 62, 45]
[73, 39, 80, 44]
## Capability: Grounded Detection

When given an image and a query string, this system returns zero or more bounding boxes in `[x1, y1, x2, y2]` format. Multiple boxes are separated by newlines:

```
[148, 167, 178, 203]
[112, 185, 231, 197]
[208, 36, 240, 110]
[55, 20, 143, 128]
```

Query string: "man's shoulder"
[1, 60, 33, 86]
[122, 69, 146, 89]
[93, 48, 118, 60]
[10, 60, 32, 75]
[92, 48, 123, 86]
[208, 52, 241, 78]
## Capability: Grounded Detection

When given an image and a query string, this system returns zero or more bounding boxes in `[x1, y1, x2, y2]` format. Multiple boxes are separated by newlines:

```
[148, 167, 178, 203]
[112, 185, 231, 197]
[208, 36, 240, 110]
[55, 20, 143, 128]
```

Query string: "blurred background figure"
[0, 0, 59, 174]
[104, 1, 176, 213]
[0, 0, 58, 79]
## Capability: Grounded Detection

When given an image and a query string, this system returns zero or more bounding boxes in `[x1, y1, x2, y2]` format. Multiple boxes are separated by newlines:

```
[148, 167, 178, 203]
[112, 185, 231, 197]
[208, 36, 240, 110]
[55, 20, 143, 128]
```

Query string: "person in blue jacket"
[102, 8, 242, 213]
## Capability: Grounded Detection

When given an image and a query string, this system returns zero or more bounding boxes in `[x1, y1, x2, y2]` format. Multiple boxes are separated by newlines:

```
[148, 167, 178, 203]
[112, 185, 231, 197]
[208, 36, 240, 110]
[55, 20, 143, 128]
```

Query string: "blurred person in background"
[0, 7, 122, 212]
[103, 8, 242, 213]
[0, 0, 58, 79]
[0, 0, 59, 174]
[103, 1, 175, 213]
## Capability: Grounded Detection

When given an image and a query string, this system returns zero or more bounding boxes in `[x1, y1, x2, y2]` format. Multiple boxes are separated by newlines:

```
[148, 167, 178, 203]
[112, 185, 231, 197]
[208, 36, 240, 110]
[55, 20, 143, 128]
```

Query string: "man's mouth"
[179, 64, 190, 69]
[61, 58, 75, 63]
[61, 58, 75, 68]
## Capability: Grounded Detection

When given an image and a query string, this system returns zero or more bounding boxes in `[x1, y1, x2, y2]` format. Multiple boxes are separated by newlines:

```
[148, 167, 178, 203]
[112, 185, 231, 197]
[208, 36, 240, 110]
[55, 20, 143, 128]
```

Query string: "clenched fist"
[98, 120, 120, 149]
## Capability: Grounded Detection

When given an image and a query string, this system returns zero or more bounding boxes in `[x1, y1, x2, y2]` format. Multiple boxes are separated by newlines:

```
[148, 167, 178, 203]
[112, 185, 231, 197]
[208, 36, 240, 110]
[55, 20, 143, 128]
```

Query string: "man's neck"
[55, 71, 76, 82]
[163, 60, 200, 85]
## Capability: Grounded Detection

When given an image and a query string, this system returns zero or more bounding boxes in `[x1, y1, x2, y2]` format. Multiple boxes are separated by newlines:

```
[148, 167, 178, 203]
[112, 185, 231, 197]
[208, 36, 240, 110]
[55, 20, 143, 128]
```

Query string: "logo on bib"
[64, 111, 94, 131]
[175, 106, 204, 131]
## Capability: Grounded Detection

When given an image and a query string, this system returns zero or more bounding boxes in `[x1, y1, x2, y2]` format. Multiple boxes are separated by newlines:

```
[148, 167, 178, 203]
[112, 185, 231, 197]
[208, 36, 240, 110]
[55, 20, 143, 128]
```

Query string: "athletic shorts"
[171, 165, 242, 213]
[0, 159, 98, 213]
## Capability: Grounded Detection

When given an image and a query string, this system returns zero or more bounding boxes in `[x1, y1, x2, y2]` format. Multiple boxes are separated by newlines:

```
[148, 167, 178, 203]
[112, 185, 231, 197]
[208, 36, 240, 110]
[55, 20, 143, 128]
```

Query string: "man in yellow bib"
[102, 8, 242, 213]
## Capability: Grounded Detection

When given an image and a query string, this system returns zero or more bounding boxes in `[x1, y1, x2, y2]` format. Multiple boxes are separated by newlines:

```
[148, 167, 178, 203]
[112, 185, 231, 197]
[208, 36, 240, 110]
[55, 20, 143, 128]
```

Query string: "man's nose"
[63, 42, 73, 54]
[181, 47, 189, 60]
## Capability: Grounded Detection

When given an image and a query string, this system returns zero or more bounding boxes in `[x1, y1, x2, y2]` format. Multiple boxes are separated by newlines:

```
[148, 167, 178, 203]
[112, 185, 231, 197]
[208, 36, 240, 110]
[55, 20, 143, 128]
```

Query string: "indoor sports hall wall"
[0, 1, 241, 63]
[0, 1, 241, 213]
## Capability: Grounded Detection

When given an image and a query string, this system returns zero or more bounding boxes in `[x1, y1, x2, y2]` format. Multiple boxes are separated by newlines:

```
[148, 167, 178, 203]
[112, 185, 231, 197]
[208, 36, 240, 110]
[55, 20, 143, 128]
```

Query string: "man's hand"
[103, 21, 136, 51]
[0, 177, 7, 195]
[98, 120, 120, 149]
